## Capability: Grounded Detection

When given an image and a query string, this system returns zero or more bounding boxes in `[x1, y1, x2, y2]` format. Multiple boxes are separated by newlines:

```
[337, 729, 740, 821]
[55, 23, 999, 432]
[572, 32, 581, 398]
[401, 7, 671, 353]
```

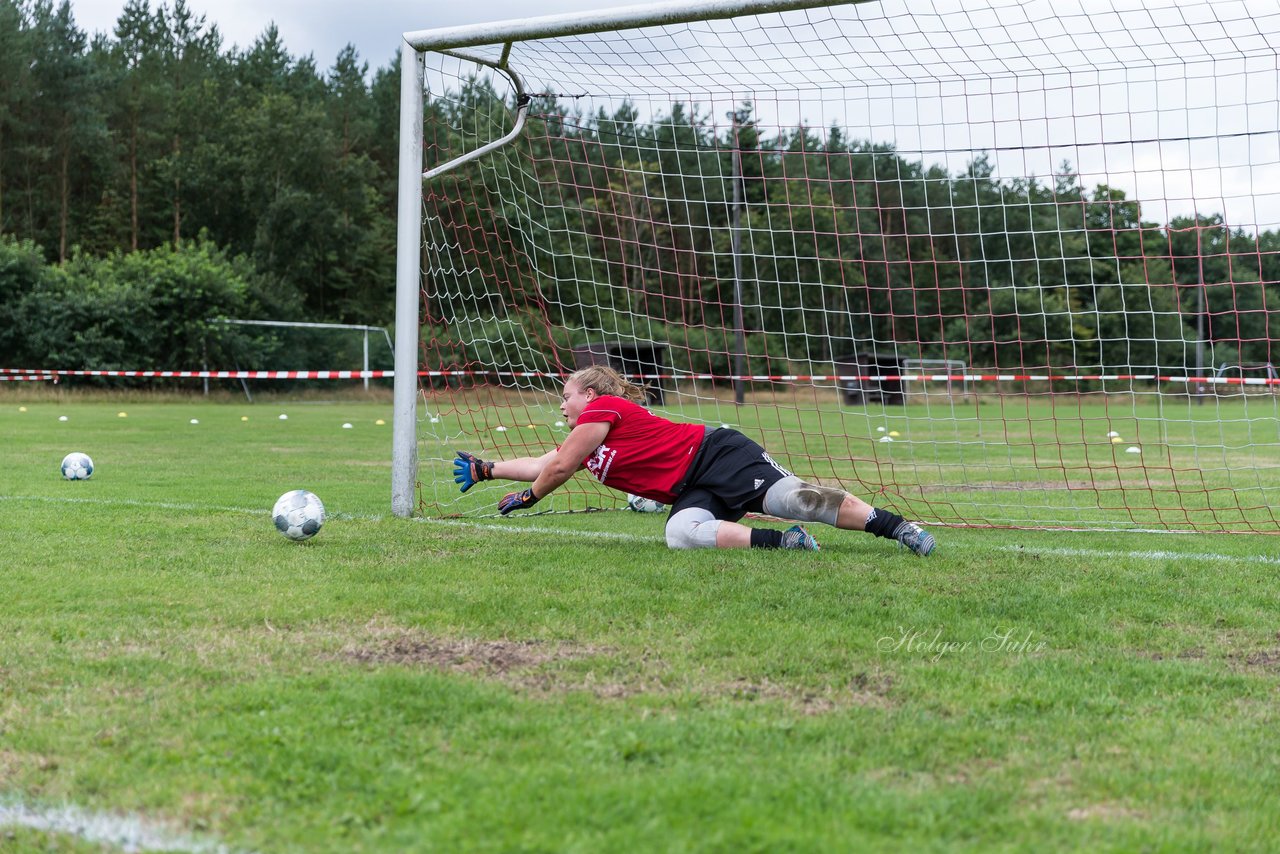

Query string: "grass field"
[3, 393, 1280, 852]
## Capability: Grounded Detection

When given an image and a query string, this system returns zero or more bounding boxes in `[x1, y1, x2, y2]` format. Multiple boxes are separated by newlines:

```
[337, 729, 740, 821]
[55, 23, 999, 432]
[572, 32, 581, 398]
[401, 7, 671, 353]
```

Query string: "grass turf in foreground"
[1, 399, 1279, 851]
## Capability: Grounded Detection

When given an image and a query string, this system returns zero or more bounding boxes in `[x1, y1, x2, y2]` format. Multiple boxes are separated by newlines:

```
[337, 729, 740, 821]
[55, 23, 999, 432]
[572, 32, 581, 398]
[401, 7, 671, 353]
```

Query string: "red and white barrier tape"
[0, 374, 55, 382]
[3, 367, 1277, 386]
[418, 370, 1280, 386]
[0, 368, 391, 379]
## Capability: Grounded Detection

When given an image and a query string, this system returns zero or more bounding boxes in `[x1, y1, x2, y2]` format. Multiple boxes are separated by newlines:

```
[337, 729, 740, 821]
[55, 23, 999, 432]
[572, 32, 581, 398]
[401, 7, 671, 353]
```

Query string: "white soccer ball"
[60, 452, 94, 481]
[272, 489, 325, 541]
[626, 493, 666, 514]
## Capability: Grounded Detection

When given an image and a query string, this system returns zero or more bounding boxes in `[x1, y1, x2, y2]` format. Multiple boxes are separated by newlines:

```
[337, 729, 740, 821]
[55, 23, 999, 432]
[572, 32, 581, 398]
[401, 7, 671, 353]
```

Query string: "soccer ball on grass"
[626, 493, 667, 513]
[273, 489, 325, 541]
[60, 452, 94, 480]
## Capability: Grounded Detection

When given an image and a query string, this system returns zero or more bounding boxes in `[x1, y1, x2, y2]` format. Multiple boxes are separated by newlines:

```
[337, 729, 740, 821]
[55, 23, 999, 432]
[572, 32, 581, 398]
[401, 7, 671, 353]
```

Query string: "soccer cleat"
[780, 524, 821, 551]
[893, 521, 936, 557]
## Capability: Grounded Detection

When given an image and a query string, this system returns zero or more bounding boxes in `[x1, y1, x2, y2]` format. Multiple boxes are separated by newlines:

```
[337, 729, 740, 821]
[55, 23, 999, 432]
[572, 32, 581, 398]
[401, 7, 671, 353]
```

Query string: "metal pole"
[362, 329, 370, 392]
[1196, 224, 1206, 405]
[391, 42, 425, 517]
[729, 110, 747, 406]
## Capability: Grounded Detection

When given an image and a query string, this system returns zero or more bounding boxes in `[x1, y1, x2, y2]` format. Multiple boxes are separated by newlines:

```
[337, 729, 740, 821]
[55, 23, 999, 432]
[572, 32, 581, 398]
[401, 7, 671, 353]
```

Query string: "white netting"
[410, 0, 1280, 531]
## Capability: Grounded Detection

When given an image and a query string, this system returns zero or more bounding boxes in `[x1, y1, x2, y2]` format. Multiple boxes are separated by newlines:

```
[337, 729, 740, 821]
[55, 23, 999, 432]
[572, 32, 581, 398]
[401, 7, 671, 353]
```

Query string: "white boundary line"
[0, 494, 264, 515]
[420, 516, 647, 541]
[995, 544, 1280, 567]
[4, 494, 1276, 563]
[0, 798, 236, 853]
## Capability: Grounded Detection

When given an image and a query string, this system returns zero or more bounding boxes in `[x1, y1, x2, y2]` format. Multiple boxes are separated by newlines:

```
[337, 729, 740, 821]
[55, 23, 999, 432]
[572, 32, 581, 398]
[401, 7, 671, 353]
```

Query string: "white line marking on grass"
[431, 521, 1278, 563]
[0, 494, 264, 515]
[421, 516, 650, 542]
[425, 526, 1277, 565]
[0, 495, 650, 540]
[0, 799, 238, 853]
[997, 544, 1280, 566]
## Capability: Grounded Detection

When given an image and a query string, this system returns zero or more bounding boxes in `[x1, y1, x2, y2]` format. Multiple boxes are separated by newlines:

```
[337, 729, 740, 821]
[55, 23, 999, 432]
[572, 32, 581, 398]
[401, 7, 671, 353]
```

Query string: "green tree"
[5, 239, 276, 373]
[12, 0, 104, 261]
[0, 234, 51, 363]
[0, 0, 34, 235]
[322, 45, 395, 321]
[97, 0, 167, 251]
[150, 0, 225, 248]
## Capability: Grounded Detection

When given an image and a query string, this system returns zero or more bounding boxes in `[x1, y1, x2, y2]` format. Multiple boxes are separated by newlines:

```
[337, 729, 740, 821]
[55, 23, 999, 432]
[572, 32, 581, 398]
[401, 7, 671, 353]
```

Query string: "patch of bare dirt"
[343, 636, 568, 675]
[340, 630, 894, 714]
[1140, 647, 1205, 662]
[721, 670, 894, 715]
[1229, 648, 1280, 670]
[1067, 803, 1146, 821]
[1221, 630, 1280, 671]
[0, 750, 58, 784]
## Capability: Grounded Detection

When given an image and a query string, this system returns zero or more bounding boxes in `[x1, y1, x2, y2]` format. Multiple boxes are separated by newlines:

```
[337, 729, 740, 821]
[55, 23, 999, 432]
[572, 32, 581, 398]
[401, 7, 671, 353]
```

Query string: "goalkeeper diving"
[452, 366, 936, 555]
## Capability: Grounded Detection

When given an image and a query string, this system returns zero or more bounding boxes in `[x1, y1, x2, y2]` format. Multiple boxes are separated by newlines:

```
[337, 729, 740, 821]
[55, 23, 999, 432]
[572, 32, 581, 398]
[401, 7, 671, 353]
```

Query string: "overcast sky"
[71, 0, 644, 70]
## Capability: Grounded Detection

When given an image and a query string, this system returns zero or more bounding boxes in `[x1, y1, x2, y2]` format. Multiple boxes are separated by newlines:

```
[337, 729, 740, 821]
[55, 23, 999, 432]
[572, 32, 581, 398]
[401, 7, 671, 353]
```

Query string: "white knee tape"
[762, 475, 844, 526]
[665, 507, 721, 549]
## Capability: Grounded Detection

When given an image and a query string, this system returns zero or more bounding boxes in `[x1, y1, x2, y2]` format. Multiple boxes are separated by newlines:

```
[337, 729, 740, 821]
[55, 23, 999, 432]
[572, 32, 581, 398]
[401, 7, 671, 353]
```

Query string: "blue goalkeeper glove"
[453, 451, 494, 493]
[498, 487, 540, 515]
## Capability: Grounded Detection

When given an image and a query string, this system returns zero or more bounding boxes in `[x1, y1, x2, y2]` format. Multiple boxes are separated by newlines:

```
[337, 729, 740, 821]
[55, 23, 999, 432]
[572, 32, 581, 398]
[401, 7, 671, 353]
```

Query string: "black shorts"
[668, 428, 793, 522]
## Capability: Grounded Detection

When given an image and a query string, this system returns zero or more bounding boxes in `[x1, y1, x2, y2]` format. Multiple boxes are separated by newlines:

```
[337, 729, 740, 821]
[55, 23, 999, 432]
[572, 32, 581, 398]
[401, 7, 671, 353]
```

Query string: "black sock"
[863, 507, 906, 540]
[750, 528, 785, 549]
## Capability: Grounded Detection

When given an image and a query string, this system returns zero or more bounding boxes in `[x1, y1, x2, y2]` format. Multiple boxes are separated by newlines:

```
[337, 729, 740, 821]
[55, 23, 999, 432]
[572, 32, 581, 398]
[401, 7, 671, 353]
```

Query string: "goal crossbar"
[402, 0, 865, 53]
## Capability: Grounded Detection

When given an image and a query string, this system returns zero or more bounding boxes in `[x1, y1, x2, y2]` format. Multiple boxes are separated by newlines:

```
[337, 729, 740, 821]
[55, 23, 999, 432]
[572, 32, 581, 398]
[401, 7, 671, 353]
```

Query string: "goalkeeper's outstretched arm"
[527, 422, 609, 499]
[492, 451, 557, 482]
[452, 449, 555, 493]
[452, 421, 607, 496]
[497, 423, 610, 515]
[453, 423, 611, 514]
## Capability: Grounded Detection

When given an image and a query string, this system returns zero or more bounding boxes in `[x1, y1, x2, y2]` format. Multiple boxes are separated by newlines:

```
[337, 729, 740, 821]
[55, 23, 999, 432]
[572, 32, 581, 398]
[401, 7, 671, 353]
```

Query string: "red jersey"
[574, 395, 706, 504]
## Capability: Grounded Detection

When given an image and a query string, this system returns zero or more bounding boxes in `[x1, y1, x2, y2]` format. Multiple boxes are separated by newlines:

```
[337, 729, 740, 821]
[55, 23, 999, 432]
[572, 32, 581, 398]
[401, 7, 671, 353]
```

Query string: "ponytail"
[566, 365, 647, 403]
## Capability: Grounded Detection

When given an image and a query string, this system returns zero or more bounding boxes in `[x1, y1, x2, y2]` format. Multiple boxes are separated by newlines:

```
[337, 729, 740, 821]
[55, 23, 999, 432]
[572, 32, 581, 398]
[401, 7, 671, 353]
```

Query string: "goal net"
[395, 0, 1280, 533]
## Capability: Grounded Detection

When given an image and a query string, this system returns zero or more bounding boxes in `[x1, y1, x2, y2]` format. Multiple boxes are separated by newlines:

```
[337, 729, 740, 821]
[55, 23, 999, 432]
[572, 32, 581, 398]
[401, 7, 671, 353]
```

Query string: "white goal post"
[210, 319, 394, 396]
[394, 0, 1280, 534]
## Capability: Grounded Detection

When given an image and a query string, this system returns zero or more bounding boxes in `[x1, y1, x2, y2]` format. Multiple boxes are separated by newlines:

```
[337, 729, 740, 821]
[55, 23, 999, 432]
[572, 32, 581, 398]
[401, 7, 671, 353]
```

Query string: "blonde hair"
[566, 365, 647, 403]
